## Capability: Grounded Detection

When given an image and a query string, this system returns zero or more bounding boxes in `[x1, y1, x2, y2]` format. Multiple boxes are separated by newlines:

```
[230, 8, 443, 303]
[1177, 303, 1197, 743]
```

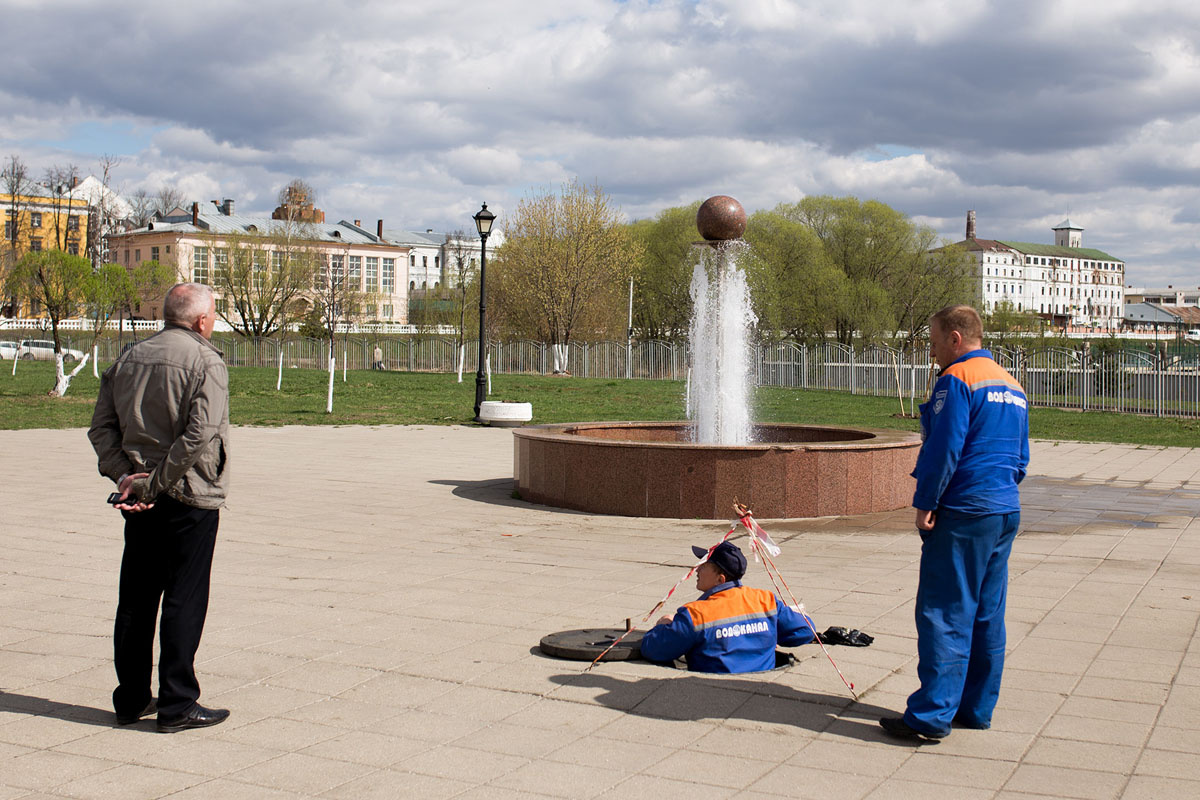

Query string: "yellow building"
[2, 180, 91, 317]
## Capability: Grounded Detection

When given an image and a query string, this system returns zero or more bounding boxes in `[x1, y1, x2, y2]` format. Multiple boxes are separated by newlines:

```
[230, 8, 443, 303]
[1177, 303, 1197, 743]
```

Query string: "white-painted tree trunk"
[456, 344, 465, 383]
[486, 354, 492, 396]
[342, 345, 347, 382]
[326, 356, 335, 413]
[50, 352, 91, 398]
[92, 345, 99, 378]
[551, 343, 569, 374]
[11, 352, 17, 376]
[276, 350, 283, 390]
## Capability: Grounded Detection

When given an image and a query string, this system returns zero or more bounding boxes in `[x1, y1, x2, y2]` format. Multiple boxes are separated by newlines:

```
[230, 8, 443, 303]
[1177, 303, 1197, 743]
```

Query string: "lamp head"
[474, 203, 496, 238]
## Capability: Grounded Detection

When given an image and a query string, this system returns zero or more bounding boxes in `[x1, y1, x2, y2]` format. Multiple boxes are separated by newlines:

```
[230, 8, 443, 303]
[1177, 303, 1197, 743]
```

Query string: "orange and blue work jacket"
[639, 581, 815, 673]
[913, 349, 1030, 515]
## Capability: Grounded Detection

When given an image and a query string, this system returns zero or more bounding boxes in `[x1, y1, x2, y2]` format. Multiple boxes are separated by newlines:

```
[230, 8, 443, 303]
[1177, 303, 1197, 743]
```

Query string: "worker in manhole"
[639, 541, 815, 672]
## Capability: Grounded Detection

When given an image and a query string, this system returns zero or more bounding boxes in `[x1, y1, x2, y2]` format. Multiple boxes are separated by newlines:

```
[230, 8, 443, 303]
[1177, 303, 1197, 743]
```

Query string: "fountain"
[512, 196, 921, 519]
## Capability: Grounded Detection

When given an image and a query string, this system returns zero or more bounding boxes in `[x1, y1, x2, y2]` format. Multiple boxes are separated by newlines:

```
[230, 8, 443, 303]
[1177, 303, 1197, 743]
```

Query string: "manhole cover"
[539, 628, 645, 661]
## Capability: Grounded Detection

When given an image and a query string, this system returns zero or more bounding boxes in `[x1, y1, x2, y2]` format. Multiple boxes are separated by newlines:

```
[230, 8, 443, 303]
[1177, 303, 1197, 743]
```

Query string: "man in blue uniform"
[640, 541, 815, 673]
[881, 305, 1030, 741]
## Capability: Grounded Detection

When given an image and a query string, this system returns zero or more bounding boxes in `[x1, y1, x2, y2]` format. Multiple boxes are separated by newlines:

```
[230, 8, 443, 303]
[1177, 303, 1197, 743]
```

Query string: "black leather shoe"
[879, 716, 948, 740]
[116, 699, 157, 725]
[157, 705, 230, 733]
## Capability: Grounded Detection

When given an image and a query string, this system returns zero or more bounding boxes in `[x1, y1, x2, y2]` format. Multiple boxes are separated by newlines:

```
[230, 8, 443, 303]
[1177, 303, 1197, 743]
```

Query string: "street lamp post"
[473, 202, 496, 422]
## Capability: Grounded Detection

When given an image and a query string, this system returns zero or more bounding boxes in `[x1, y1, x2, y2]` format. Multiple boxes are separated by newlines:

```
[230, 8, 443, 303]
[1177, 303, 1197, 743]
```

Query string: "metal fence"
[6, 331, 1199, 418]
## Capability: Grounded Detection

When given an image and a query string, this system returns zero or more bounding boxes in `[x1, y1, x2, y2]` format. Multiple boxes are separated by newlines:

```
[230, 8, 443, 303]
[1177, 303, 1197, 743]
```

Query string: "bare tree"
[445, 230, 474, 379]
[85, 155, 122, 268]
[309, 243, 376, 411]
[127, 189, 155, 227]
[42, 164, 81, 254]
[1, 155, 32, 316]
[277, 178, 316, 211]
[153, 186, 185, 217]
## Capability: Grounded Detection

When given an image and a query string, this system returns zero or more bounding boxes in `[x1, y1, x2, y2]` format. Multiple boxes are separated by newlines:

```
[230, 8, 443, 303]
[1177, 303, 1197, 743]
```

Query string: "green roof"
[995, 240, 1122, 262]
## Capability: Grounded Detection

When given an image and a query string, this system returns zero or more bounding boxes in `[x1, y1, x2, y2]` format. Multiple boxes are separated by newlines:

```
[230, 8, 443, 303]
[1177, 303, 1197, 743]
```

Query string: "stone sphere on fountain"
[696, 195, 747, 241]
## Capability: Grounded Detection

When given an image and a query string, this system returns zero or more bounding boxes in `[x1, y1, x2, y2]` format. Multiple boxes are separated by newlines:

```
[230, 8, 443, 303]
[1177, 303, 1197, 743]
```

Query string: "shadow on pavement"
[429, 476, 588, 515]
[0, 690, 121, 729]
[548, 671, 911, 745]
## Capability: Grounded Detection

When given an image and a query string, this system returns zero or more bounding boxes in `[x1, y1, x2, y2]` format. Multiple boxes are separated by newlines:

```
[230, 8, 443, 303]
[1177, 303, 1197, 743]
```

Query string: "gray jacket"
[88, 324, 230, 509]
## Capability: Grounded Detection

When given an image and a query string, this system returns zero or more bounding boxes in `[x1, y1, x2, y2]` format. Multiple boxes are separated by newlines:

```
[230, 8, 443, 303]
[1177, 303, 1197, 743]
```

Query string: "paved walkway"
[1, 427, 1198, 799]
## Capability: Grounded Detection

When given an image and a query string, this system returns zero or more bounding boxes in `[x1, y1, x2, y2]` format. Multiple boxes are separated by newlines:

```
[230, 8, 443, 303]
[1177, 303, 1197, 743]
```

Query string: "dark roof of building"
[994, 240, 1121, 261]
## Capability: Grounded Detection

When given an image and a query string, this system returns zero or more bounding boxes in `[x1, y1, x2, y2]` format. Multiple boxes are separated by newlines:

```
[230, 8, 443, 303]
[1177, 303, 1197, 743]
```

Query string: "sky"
[3, 0, 1199, 287]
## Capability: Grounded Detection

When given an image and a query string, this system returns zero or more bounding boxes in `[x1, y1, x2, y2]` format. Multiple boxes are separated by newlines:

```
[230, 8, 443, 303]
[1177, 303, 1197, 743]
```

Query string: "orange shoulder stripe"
[944, 357, 1024, 394]
[684, 587, 777, 629]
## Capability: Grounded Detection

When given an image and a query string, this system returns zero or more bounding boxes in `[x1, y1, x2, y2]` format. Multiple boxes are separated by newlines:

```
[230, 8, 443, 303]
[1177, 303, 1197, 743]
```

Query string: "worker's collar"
[947, 348, 991, 368]
[699, 580, 742, 600]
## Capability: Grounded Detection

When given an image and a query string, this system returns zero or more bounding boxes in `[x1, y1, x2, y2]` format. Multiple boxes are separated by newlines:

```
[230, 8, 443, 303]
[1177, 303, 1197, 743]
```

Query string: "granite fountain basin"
[512, 421, 920, 519]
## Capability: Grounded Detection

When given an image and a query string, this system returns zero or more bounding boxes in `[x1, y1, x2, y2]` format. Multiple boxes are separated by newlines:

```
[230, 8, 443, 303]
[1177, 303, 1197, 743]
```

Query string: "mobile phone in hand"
[107, 492, 137, 504]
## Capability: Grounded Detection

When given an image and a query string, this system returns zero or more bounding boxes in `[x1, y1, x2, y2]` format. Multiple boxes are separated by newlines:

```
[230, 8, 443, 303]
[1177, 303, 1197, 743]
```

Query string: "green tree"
[209, 227, 319, 337]
[765, 196, 975, 345]
[492, 180, 643, 372]
[7, 249, 92, 396]
[743, 210, 841, 342]
[627, 202, 701, 342]
[984, 299, 1040, 347]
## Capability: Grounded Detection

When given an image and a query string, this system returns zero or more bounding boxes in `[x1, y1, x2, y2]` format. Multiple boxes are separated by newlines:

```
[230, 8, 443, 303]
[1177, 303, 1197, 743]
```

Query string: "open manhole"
[539, 628, 645, 661]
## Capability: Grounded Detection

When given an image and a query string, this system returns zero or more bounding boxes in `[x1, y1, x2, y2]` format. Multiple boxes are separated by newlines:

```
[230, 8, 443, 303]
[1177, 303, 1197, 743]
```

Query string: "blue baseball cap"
[691, 541, 747, 581]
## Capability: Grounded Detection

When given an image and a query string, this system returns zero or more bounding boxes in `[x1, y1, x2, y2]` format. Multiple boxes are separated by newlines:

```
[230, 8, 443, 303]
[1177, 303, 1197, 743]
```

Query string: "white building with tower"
[952, 212, 1125, 330]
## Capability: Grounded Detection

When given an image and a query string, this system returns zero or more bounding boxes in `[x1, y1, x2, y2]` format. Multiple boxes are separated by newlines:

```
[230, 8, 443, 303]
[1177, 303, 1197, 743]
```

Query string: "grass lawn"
[2, 360, 1198, 447]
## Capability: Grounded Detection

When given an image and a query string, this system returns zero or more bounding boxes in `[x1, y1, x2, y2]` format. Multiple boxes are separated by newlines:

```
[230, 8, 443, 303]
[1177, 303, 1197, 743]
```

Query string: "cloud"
[2, 0, 1199, 282]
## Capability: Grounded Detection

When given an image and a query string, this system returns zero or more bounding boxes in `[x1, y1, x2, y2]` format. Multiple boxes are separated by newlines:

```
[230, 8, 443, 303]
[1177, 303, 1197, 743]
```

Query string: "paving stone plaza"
[2, 426, 1199, 799]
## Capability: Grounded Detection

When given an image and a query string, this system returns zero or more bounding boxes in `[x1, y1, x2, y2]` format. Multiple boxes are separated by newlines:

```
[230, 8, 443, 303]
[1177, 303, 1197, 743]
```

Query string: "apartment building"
[955, 211, 1125, 329]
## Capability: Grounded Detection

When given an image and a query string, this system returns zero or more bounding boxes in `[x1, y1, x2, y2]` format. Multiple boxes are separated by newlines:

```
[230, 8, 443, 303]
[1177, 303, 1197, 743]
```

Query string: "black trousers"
[113, 496, 218, 720]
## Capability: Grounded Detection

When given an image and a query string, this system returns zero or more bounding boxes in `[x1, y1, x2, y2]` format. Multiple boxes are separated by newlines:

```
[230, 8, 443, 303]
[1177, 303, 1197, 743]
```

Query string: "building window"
[193, 247, 209, 284]
[410, 254, 415, 266]
[330, 254, 345, 288]
[365, 257, 378, 291]
[3, 221, 12, 240]
[216, 298, 228, 314]
[348, 255, 362, 289]
[124, 248, 129, 264]
[422, 255, 428, 268]
[30, 212, 41, 228]
[382, 304, 393, 319]
[30, 238, 42, 252]
[382, 258, 395, 293]
[67, 215, 79, 231]
[434, 256, 439, 269]
[214, 248, 229, 282]
[67, 242, 79, 255]
[134, 248, 141, 263]
[253, 251, 266, 291]
[165, 245, 171, 253]
[150, 246, 160, 262]
[271, 251, 282, 271]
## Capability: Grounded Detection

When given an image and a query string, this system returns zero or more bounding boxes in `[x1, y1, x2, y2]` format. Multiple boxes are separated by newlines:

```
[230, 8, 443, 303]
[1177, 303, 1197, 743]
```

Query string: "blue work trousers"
[904, 509, 1020, 736]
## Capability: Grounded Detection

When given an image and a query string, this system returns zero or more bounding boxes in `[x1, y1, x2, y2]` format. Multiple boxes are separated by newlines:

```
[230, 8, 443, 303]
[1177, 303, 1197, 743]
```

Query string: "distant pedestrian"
[88, 282, 232, 733]
[880, 305, 1029, 741]
[373, 344, 384, 370]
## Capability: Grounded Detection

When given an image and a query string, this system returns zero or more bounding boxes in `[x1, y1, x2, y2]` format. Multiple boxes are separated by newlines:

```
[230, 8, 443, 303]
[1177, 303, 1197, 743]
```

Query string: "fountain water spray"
[689, 241, 756, 444]
[688, 196, 757, 445]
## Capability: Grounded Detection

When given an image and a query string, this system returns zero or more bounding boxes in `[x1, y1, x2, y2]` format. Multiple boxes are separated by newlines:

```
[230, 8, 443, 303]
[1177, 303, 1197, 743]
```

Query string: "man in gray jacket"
[89, 282, 231, 733]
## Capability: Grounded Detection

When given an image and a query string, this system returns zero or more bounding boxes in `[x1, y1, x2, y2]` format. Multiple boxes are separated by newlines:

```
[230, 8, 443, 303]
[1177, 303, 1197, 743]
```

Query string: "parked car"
[0, 341, 18, 360]
[17, 339, 86, 362]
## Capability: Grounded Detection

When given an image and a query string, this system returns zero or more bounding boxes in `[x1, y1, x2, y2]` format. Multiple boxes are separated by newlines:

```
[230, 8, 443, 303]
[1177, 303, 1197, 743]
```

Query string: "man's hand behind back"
[112, 472, 154, 512]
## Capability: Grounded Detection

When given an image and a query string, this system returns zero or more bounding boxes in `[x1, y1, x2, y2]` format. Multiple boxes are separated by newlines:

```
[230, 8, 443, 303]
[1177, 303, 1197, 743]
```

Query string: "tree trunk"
[49, 352, 90, 398]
